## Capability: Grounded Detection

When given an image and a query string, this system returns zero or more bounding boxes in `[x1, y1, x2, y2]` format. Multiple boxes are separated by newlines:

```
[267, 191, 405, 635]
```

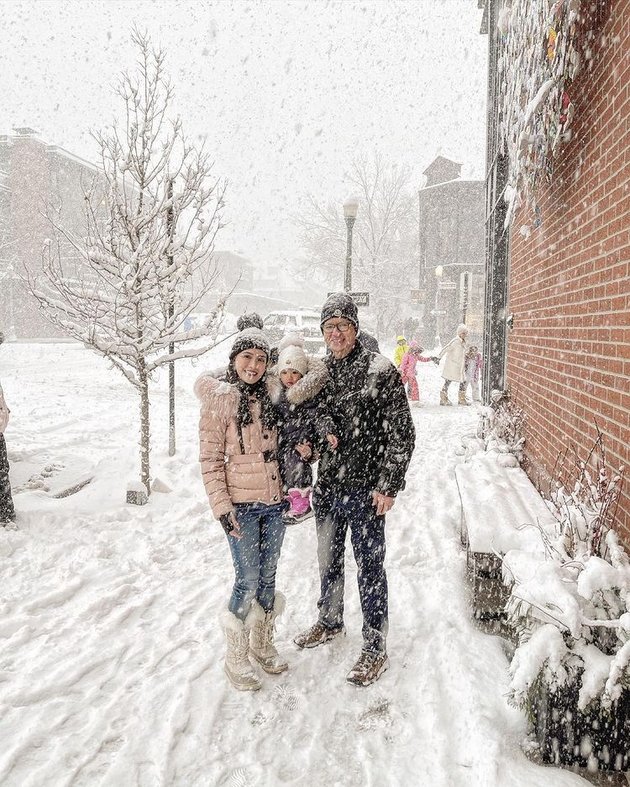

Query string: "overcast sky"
[1, 0, 487, 264]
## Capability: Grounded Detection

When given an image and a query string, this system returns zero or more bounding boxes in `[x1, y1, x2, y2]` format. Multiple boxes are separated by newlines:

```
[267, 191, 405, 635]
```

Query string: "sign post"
[328, 291, 370, 307]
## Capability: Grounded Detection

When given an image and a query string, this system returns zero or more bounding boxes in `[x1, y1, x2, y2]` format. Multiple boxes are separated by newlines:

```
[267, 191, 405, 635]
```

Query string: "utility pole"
[343, 196, 359, 292]
[167, 179, 175, 457]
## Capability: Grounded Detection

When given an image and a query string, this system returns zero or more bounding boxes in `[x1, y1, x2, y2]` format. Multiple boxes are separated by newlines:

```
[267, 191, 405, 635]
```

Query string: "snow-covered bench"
[455, 454, 557, 619]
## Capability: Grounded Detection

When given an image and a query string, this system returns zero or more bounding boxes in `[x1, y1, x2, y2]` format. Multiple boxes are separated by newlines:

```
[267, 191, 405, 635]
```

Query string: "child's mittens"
[295, 442, 313, 460]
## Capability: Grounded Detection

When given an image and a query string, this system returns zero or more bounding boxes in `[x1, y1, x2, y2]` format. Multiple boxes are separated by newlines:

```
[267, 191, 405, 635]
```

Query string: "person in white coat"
[437, 324, 469, 406]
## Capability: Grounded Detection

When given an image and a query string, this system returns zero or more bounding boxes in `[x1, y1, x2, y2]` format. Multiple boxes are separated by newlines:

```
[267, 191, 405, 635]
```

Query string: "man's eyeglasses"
[322, 320, 353, 334]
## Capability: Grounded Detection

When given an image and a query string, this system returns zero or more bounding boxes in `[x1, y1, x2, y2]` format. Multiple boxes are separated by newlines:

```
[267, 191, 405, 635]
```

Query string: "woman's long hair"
[225, 364, 277, 431]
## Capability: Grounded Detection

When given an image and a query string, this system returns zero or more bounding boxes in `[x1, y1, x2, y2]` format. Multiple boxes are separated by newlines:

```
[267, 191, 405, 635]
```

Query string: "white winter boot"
[248, 592, 289, 674]
[222, 610, 262, 691]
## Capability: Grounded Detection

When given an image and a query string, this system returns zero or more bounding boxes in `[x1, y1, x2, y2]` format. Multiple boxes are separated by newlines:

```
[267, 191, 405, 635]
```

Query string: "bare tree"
[31, 29, 227, 495]
[295, 153, 417, 334]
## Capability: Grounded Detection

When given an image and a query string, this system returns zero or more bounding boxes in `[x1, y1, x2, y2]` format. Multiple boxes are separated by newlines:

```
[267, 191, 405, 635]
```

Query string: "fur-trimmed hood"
[194, 370, 282, 419]
[269, 355, 328, 406]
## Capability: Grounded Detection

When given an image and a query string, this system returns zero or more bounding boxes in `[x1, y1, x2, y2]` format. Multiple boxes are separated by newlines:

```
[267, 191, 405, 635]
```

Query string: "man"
[294, 293, 415, 686]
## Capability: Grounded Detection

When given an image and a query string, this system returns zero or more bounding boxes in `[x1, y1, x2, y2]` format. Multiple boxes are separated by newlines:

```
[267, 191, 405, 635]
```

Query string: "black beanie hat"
[320, 292, 359, 331]
[229, 328, 270, 361]
[236, 312, 264, 331]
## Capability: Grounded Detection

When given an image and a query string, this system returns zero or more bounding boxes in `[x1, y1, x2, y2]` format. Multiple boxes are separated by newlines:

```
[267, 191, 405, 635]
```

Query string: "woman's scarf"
[225, 367, 277, 432]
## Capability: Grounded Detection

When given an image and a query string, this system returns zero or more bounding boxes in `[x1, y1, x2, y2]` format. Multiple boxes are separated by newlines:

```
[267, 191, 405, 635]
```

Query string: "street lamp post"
[5, 263, 17, 341]
[343, 196, 359, 292]
[166, 179, 176, 457]
[434, 265, 443, 347]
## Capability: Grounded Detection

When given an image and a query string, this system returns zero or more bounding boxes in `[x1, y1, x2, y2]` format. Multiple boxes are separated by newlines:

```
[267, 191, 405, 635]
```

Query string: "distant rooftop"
[423, 156, 462, 187]
[12, 127, 39, 136]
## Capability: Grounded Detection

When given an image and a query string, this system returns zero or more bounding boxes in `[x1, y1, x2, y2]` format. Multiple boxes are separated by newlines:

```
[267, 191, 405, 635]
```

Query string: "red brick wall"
[507, 1, 630, 542]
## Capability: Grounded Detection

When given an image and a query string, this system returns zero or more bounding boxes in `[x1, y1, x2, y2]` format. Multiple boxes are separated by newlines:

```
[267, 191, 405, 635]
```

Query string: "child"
[399, 340, 432, 406]
[464, 345, 483, 403]
[273, 336, 338, 524]
[393, 335, 409, 367]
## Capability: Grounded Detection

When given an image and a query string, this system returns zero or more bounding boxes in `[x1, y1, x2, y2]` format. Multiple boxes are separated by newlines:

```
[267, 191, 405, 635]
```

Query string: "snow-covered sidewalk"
[0, 343, 589, 786]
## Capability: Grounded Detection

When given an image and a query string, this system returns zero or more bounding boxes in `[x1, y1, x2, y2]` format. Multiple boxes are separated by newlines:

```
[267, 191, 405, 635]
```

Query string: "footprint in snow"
[219, 765, 262, 787]
[356, 695, 392, 731]
[271, 683, 299, 711]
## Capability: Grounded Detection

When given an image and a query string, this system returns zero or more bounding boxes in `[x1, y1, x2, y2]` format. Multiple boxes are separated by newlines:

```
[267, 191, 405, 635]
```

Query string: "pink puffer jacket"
[194, 373, 284, 519]
[0, 383, 9, 434]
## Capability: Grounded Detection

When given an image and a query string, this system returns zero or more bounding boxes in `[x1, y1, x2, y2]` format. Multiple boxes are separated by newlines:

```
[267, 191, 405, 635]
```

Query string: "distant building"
[0, 128, 99, 338]
[417, 156, 485, 346]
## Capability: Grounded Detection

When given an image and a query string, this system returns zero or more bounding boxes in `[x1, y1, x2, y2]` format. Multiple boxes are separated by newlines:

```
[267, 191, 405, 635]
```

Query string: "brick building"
[417, 156, 485, 346]
[481, 1, 630, 540]
[0, 128, 99, 339]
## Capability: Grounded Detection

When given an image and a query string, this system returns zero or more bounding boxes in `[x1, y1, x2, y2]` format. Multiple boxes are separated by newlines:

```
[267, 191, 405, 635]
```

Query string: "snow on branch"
[29, 28, 228, 494]
[498, 0, 597, 229]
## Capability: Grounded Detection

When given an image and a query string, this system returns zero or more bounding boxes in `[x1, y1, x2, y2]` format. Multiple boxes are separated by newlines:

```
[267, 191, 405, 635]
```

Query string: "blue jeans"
[313, 487, 388, 653]
[227, 501, 286, 620]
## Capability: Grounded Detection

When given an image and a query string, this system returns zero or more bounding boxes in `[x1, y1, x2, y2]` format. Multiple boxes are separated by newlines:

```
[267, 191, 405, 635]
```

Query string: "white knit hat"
[276, 334, 308, 377]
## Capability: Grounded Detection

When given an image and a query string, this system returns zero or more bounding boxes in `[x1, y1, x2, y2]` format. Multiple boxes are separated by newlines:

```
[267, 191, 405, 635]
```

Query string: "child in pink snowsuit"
[400, 341, 432, 404]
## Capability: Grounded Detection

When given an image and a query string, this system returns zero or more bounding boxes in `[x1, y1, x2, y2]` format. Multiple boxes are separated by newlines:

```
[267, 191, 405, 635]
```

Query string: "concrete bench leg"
[466, 548, 508, 620]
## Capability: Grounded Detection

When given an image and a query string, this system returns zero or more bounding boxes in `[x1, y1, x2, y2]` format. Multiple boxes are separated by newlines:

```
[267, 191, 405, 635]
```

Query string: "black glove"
[430, 356, 440, 365]
[219, 513, 235, 534]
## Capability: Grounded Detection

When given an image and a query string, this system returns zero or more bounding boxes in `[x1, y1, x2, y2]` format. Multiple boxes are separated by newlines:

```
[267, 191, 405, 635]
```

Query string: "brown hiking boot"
[293, 621, 345, 649]
[346, 650, 390, 687]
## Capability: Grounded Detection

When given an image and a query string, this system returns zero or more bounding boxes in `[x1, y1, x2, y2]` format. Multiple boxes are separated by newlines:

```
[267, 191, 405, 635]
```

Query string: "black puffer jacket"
[317, 340, 415, 497]
[273, 357, 335, 454]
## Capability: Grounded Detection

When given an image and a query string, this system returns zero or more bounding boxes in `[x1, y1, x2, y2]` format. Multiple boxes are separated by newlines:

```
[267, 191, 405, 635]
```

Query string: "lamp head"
[343, 196, 359, 220]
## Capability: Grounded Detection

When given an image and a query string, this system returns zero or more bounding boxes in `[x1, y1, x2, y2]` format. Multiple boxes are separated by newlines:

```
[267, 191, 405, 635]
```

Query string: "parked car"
[263, 309, 325, 355]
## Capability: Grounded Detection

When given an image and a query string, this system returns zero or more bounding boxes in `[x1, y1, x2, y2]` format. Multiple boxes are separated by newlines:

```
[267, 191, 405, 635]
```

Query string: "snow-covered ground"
[0, 342, 592, 787]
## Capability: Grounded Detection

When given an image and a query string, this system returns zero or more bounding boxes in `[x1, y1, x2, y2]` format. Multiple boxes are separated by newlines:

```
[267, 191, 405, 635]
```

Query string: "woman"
[438, 323, 469, 406]
[194, 328, 287, 692]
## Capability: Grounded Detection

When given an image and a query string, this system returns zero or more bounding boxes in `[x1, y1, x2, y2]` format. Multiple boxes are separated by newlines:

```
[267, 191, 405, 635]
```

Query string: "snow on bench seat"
[455, 453, 557, 619]
[455, 455, 555, 554]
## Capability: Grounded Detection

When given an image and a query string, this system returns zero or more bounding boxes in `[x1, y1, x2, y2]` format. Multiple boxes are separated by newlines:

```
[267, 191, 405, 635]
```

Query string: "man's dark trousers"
[313, 486, 388, 654]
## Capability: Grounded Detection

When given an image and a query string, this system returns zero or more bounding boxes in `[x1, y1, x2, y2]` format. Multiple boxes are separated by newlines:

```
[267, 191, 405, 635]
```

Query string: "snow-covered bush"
[505, 435, 628, 718]
[466, 388, 525, 466]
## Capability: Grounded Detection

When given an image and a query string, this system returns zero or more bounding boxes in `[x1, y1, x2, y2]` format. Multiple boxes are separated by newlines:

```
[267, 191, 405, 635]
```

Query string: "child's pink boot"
[283, 487, 313, 525]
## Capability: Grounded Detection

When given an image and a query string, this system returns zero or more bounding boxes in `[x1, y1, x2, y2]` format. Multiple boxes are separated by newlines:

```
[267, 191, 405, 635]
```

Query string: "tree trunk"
[138, 363, 151, 495]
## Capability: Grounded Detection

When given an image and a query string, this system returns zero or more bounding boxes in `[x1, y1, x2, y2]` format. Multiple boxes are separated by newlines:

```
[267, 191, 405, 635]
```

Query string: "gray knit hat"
[229, 328, 270, 361]
[320, 292, 359, 331]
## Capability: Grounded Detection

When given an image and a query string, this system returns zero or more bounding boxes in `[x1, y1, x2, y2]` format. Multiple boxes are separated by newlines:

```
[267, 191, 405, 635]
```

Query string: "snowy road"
[0, 343, 589, 786]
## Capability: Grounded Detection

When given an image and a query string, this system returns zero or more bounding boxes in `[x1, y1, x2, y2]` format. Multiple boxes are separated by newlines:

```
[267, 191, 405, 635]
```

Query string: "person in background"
[237, 312, 278, 365]
[464, 345, 483, 404]
[358, 327, 380, 353]
[399, 340, 432, 406]
[294, 293, 415, 687]
[0, 331, 15, 527]
[393, 335, 409, 367]
[271, 335, 338, 524]
[236, 312, 264, 332]
[194, 328, 288, 692]
[437, 323, 469, 406]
